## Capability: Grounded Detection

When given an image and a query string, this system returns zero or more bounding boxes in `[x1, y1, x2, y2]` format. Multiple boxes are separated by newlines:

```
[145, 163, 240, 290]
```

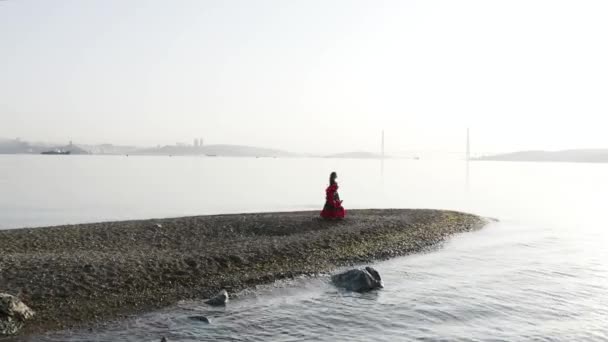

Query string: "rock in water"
[204, 290, 229, 306]
[188, 315, 210, 323]
[331, 267, 384, 292]
[0, 293, 35, 336]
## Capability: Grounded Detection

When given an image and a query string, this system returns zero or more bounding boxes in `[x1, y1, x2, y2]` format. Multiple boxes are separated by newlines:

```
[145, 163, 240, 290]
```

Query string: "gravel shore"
[0, 209, 487, 335]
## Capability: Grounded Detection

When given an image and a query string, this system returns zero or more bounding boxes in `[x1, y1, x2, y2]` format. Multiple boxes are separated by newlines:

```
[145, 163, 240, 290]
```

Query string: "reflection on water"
[465, 159, 470, 192]
[2, 156, 608, 340]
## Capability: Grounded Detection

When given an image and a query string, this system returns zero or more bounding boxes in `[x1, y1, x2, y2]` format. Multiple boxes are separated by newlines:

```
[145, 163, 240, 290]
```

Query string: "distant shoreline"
[476, 149, 608, 164]
[0, 138, 407, 159]
[0, 153, 408, 160]
[0, 209, 487, 336]
[477, 159, 608, 164]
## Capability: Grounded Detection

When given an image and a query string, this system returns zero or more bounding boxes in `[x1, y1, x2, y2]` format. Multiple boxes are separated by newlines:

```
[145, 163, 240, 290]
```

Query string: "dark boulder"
[331, 267, 383, 292]
[205, 290, 229, 306]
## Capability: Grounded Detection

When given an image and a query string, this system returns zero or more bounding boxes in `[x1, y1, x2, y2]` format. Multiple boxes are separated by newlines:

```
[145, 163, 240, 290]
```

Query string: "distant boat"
[41, 150, 71, 155]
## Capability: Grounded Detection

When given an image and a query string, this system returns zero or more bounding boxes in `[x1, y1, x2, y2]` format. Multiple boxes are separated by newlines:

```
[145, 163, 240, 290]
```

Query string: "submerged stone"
[188, 315, 210, 323]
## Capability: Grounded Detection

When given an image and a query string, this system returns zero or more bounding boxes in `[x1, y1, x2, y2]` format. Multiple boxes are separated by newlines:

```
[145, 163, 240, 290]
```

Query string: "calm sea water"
[1, 155, 607, 341]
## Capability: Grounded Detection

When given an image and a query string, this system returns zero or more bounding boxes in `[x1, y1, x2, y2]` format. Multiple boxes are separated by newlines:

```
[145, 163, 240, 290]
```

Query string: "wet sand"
[0, 209, 487, 335]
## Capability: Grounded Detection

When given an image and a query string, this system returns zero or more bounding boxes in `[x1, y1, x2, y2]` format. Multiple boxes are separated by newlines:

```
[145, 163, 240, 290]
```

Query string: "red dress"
[320, 183, 346, 219]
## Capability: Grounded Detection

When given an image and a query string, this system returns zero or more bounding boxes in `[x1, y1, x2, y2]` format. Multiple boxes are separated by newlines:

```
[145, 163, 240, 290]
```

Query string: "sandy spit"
[0, 209, 488, 335]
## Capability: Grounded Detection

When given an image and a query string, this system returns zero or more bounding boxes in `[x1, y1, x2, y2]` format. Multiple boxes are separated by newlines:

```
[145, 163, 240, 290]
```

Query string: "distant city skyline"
[2, 0, 607, 155]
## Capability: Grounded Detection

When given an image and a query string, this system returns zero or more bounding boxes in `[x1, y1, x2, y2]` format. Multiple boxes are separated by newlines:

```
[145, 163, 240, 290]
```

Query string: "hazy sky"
[1, 0, 607, 154]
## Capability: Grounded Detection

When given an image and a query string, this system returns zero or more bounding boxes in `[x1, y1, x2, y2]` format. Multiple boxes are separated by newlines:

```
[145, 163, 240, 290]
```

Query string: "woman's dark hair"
[329, 172, 337, 185]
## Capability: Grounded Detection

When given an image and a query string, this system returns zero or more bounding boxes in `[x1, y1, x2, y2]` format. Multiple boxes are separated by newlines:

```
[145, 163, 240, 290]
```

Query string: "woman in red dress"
[320, 172, 346, 219]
